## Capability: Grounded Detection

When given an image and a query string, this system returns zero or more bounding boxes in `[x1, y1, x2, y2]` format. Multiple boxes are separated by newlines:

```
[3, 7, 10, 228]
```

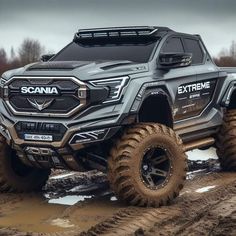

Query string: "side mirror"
[158, 52, 192, 69]
[41, 54, 55, 62]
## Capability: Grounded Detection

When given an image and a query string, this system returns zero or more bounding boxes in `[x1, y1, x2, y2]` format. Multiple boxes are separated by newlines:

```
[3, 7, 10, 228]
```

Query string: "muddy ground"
[0, 152, 235, 236]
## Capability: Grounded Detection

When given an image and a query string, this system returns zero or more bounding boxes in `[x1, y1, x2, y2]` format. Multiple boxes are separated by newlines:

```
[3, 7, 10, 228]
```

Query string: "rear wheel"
[216, 109, 236, 171]
[0, 135, 50, 192]
[108, 123, 187, 207]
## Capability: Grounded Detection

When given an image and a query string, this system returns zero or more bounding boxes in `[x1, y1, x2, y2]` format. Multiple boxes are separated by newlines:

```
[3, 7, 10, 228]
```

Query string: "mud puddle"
[0, 194, 123, 234]
[0, 194, 66, 233]
[0, 171, 124, 235]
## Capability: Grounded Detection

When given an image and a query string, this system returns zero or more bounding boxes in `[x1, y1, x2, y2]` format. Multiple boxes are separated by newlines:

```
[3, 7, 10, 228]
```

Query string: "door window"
[161, 37, 184, 53]
[183, 38, 204, 64]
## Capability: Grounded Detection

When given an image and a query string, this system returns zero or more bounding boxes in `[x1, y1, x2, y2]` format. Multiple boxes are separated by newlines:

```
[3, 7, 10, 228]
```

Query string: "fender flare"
[130, 84, 174, 127]
[221, 82, 236, 107]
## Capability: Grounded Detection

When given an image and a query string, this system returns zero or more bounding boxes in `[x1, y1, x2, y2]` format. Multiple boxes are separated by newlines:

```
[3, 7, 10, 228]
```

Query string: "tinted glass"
[52, 38, 159, 63]
[183, 38, 204, 64]
[161, 37, 184, 53]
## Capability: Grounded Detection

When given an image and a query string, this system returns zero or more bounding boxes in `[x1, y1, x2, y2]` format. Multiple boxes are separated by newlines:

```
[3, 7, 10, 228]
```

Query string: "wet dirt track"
[0, 159, 235, 236]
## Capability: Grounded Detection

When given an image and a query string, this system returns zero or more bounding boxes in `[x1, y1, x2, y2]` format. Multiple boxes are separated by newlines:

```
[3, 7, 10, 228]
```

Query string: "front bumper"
[0, 111, 123, 170]
[0, 111, 121, 150]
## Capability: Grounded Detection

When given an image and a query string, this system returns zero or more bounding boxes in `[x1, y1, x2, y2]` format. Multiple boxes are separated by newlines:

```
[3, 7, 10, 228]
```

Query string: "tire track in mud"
[80, 207, 181, 236]
[172, 196, 236, 236]
[0, 171, 235, 236]
[80, 173, 236, 236]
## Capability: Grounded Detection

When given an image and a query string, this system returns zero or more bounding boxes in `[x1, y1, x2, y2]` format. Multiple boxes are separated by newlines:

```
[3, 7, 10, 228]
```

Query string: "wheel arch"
[135, 88, 174, 128]
[221, 82, 236, 110]
[226, 88, 236, 110]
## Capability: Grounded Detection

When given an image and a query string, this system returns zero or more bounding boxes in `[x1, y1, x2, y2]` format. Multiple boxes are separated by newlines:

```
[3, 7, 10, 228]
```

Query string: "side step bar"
[184, 137, 215, 151]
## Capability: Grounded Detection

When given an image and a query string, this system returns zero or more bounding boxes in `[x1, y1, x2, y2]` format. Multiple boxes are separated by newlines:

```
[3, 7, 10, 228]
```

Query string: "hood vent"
[27, 61, 90, 71]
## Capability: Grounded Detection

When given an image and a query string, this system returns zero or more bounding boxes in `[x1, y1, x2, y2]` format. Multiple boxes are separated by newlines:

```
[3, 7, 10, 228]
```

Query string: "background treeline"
[0, 38, 45, 75]
[213, 41, 236, 67]
[0, 39, 236, 76]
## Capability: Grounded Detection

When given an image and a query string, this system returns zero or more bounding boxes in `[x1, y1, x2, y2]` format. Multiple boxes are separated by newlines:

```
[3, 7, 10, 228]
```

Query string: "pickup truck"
[0, 26, 235, 207]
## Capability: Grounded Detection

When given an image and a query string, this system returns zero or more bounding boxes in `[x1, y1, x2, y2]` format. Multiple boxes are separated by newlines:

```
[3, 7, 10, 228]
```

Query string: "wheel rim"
[141, 146, 171, 190]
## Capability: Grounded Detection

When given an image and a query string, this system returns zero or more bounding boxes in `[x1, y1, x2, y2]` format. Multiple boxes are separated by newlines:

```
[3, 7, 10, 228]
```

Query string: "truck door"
[180, 37, 218, 119]
[158, 36, 197, 121]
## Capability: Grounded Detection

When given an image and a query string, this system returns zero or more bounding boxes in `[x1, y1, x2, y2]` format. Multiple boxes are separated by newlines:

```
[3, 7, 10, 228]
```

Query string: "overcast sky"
[0, 0, 236, 57]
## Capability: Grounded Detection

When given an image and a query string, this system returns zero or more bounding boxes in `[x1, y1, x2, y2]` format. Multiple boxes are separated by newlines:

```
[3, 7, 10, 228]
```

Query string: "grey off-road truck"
[0, 26, 236, 207]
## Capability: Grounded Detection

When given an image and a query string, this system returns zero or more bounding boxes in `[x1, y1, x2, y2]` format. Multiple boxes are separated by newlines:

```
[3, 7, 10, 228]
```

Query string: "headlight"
[0, 77, 7, 98]
[0, 77, 6, 87]
[90, 76, 129, 103]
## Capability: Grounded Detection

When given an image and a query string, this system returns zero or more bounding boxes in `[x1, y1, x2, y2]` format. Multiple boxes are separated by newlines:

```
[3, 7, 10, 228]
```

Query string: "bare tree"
[18, 38, 44, 65]
[214, 56, 236, 67]
[214, 40, 236, 67]
[218, 48, 229, 58]
[0, 48, 7, 65]
[0, 48, 8, 75]
[229, 40, 236, 59]
[10, 47, 16, 59]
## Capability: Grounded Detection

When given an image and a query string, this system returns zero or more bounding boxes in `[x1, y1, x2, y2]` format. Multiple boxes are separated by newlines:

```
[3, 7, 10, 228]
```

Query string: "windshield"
[52, 37, 159, 63]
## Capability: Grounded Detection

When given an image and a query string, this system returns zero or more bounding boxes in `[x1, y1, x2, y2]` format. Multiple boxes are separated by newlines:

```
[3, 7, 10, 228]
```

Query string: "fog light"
[69, 129, 109, 144]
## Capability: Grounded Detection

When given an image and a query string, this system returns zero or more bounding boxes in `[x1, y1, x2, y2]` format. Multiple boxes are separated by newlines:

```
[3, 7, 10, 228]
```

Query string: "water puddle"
[0, 193, 124, 233]
[110, 196, 117, 201]
[195, 185, 216, 193]
[187, 148, 217, 161]
[50, 218, 75, 228]
[48, 195, 93, 205]
[187, 168, 208, 179]
[0, 171, 123, 234]
[50, 172, 76, 179]
[0, 195, 67, 233]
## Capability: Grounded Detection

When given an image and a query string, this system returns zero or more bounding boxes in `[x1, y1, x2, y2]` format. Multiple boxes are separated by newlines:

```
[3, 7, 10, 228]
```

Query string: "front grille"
[5, 77, 87, 117]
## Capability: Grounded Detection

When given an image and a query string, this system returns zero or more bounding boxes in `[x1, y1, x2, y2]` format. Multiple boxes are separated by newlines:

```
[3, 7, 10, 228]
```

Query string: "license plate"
[24, 134, 53, 142]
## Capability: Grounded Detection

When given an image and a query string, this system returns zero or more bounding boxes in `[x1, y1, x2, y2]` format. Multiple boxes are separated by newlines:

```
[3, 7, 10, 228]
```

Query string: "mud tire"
[0, 135, 51, 192]
[216, 109, 236, 171]
[108, 123, 187, 207]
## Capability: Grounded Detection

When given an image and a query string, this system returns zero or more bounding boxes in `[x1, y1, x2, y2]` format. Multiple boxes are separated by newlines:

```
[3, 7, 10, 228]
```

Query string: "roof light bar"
[74, 26, 170, 41]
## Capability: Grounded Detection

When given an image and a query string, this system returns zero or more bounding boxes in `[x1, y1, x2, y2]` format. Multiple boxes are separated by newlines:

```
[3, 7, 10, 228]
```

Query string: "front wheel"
[108, 123, 187, 207]
[0, 135, 51, 192]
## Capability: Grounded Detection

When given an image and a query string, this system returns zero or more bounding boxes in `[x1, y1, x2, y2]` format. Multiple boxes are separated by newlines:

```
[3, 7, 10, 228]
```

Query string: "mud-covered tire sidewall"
[108, 123, 187, 207]
[216, 109, 236, 171]
[0, 136, 51, 192]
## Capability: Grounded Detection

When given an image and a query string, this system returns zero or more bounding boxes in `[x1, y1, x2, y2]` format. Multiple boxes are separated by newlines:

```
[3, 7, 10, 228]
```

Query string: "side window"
[183, 38, 204, 64]
[161, 37, 184, 53]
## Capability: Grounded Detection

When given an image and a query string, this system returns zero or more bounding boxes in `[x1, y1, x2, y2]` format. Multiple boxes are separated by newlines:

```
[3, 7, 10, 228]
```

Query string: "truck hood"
[2, 60, 148, 81]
